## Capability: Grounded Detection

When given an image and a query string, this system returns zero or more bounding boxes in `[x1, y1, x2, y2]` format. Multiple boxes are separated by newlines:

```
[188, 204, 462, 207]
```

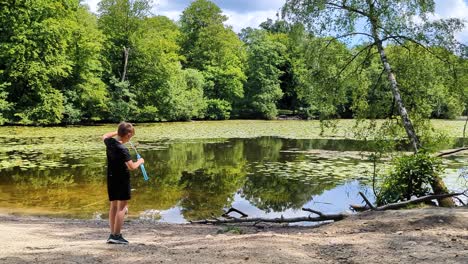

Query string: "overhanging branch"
[325, 2, 370, 18]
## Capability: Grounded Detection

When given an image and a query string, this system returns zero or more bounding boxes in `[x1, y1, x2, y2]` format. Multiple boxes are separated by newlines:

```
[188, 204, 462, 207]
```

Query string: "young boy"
[102, 122, 144, 244]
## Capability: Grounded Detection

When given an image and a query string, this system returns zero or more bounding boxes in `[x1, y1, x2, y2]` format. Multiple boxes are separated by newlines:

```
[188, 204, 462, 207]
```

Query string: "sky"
[83, 0, 468, 43]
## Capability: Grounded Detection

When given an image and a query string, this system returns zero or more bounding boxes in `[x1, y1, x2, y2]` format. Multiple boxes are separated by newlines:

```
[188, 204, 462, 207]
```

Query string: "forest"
[0, 0, 466, 125]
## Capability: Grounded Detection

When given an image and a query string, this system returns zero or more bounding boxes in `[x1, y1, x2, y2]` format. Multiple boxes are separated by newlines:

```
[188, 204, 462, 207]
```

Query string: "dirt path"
[1, 208, 467, 264]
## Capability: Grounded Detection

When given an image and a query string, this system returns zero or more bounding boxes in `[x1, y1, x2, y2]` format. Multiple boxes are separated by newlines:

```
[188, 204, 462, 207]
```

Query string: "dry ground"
[1, 208, 467, 264]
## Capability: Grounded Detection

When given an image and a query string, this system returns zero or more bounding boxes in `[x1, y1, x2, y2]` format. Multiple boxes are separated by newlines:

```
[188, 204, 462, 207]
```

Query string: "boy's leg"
[109, 201, 118, 234]
[113, 200, 128, 235]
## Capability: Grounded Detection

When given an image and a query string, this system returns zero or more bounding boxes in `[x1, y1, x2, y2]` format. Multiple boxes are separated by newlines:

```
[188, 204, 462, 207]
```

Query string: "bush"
[204, 99, 231, 120]
[137, 105, 159, 122]
[376, 152, 443, 206]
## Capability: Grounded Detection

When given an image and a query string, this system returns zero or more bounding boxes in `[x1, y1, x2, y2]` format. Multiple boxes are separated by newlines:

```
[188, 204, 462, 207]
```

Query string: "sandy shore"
[1, 208, 467, 264]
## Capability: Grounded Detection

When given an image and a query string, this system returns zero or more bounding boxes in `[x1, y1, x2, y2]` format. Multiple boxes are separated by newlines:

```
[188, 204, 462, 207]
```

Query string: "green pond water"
[0, 122, 466, 223]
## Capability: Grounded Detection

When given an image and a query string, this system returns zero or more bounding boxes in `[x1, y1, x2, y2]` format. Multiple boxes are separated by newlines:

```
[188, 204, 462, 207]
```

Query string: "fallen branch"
[191, 212, 347, 225]
[222, 207, 248, 218]
[374, 192, 466, 211]
[359, 192, 376, 210]
[453, 196, 466, 206]
[302, 207, 324, 216]
[349, 204, 372, 212]
[436, 147, 468, 157]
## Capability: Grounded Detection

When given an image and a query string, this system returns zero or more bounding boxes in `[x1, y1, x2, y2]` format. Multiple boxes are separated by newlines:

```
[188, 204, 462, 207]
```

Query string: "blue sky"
[83, 0, 468, 43]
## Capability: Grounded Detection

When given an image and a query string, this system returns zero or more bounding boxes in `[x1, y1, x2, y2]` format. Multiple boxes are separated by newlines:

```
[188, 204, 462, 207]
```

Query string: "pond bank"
[1, 207, 467, 263]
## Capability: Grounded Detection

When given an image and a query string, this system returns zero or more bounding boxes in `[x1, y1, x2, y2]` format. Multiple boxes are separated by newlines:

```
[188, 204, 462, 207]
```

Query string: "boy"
[102, 122, 144, 244]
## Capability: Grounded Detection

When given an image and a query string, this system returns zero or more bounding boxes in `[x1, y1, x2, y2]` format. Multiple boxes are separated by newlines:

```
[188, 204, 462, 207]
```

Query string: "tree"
[0, 0, 79, 124]
[179, 0, 227, 67]
[179, 0, 246, 117]
[386, 44, 466, 119]
[0, 82, 11, 125]
[62, 5, 108, 123]
[130, 16, 183, 121]
[131, 16, 205, 121]
[242, 29, 285, 119]
[254, 20, 309, 116]
[282, 0, 465, 152]
[98, 0, 152, 121]
[296, 36, 359, 120]
[98, 0, 152, 81]
[282, 0, 465, 205]
[155, 68, 206, 121]
[192, 24, 246, 105]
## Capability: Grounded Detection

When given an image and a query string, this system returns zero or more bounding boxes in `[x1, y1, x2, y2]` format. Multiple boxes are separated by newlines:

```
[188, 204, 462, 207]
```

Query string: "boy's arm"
[102, 131, 118, 141]
[126, 158, 145, 171]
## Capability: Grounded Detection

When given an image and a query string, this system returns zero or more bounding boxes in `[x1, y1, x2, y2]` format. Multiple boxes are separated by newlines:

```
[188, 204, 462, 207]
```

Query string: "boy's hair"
[118, 122, 135, 137]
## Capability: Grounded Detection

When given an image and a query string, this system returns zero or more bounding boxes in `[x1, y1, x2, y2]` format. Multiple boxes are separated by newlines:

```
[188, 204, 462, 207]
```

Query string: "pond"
[0, 126, 466, 224]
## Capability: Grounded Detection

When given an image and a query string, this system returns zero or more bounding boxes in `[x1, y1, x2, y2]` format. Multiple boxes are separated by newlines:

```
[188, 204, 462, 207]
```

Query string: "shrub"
[204, 99, 231, 120]
[376, 152, 443, 206]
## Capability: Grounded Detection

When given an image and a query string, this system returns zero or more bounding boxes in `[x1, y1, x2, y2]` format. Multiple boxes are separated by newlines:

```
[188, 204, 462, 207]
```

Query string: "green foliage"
[156, 69, 206, 121]
[0, 0, 466, 125]
[242, 29, 285, 119]
[282, 1, 445, 42]
[282, 0, 466, 158]
[296, 37, 359, 119]
[204, 99, 232, 120]
[0, 0, 78, 124]
[0, 83, 11, 125]
[130, 16, 185, 121]
[376, 152, 443, 205]
[107, 77, 137, 122]
[192, 24, 247, 104]
[180, 1, 247, 111]
[98, 0, 152, 78]
[386, 44, 465, 119]
[63, 5, 108, 123]
[179, 0, 227, 66]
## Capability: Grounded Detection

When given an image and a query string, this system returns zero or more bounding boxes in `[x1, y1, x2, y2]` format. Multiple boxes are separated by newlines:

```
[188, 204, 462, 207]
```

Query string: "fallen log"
[436, 147, 468, 157]
[359, 192, 376, 210]
[349, 204, 372, 212]
[356, 191, 467, 211]
[191, 209, 347, 224]
[376, 192, 467, 210]
[222, 207, 248, 218]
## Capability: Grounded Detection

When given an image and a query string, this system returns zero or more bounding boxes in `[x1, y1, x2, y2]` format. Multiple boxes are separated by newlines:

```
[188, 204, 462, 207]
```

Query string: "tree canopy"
[0, 0, 465, 125]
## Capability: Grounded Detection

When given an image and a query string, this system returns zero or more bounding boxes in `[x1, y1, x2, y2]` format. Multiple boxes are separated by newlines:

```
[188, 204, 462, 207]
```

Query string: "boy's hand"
[139, 158, 145, 164]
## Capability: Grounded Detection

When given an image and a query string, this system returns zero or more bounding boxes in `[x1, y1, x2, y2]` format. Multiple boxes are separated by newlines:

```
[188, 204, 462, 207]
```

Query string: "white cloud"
[82, 0, 100, 13]
[82, 0, 467, 43]
[434, 0, 468, 18]
[434, 0, 468, 43]
[157, 11, 181, 21]
[83, 0, 284, 31]
[223, 10, 279, 32]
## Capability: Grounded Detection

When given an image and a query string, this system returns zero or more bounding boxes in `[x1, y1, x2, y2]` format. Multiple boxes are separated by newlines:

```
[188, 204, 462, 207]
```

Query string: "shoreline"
[1, 208, 467, 263]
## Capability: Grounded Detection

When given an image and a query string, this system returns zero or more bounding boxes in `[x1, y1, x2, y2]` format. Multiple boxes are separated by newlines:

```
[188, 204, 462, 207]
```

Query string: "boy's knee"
[110, 201, 118, 209]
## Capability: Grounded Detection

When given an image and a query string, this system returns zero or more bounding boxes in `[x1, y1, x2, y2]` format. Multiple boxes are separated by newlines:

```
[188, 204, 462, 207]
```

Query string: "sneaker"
[107, 234, 116, 244]
[109, 234, 129, 245]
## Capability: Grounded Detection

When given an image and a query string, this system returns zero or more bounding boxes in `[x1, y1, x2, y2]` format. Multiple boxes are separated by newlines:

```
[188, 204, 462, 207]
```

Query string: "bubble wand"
[129, 141, 149, 181]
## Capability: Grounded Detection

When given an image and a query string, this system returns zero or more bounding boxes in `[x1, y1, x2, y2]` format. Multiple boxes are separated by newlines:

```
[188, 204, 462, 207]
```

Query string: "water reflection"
[0, 137, 466, 221]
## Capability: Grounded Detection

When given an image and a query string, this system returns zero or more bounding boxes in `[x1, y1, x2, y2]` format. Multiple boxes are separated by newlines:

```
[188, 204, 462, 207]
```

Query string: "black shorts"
[107, 174, 131, 201]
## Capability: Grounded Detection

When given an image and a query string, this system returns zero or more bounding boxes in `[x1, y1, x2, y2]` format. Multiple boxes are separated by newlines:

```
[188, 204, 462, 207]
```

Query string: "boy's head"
[118, 122, 135, 142]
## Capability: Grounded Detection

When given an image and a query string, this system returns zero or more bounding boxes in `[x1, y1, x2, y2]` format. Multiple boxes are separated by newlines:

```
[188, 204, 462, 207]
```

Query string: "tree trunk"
[373, 40, 420, 152]
[121, 47, 129, 82]
[372, 39, 454, 206]
[464, 113, 468, 147]
[367, 1, 454, 206]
